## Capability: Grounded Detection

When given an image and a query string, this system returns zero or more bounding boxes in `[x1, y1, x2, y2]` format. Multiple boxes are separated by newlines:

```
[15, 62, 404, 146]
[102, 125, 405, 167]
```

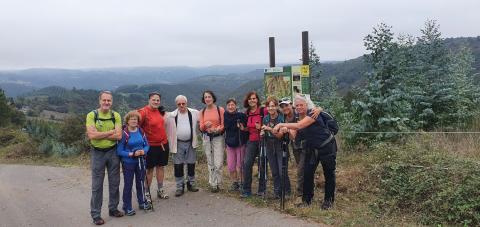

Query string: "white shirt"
[176, 110, 192, 141]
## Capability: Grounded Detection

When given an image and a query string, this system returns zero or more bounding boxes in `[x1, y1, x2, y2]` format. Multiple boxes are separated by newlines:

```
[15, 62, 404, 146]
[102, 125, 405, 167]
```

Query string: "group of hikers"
[86, 90, 339, 225]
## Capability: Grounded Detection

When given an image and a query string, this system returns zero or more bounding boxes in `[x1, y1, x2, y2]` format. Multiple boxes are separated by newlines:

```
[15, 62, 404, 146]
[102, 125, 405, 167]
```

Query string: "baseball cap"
[279, 97, 292, 107]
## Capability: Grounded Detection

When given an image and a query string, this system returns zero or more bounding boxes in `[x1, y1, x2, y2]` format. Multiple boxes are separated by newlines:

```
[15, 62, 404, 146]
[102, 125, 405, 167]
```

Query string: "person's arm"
[272, 116, 316, 133]
[85, 112, 115, 140]
[142, 137, 150, 156]
[117, 134, 133, 158]
[86, 126, 115, 140]
[287, 128, 297, 139]
[217, 107, 225, 132]
[199, 109, 206, 132]
[309, 106, 323, 119]
[106, 113, 122, 140]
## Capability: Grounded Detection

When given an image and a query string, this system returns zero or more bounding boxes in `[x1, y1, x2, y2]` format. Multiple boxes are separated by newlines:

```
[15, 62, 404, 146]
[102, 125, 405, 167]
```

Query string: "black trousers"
[302, 141, 337, 204]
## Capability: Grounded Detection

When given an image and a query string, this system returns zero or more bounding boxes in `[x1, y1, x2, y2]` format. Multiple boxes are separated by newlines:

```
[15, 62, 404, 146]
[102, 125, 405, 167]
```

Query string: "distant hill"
[4, 36, 479, 99]
[0, 64, 265, 96]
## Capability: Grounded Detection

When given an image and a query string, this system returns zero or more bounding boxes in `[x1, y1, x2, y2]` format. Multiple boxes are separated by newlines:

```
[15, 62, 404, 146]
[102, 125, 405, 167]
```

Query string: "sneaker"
[139, 202, 152, 210]
[240, 191, 252, 198]
[124, 209, 136, 216]
[187, 182, 199, 192]
[229, 182, 240, 192]
[157, 189, 169, 199]
[108, 209, 124, 217]
[321, 200, 334, 210]
[175, 188, 184, 197]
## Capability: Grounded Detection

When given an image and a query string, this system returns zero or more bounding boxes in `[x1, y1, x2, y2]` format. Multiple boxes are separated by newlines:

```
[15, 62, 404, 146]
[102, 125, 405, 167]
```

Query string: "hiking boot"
[92, 217, 105, 225]
[229, 182, 240, 192]
[321, 200, 334, 210]
[175, 187, 184, 197]
[157, 189, 169, 199]
[145, 191, 152, 202]
[108, 209, 124, 217]
[187, 182, 199, 192]
[210, 185, 220, 193]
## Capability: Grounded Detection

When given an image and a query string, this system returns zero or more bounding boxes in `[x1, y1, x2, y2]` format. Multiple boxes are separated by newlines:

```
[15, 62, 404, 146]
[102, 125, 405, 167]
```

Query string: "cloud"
[0, 0, 478, 69]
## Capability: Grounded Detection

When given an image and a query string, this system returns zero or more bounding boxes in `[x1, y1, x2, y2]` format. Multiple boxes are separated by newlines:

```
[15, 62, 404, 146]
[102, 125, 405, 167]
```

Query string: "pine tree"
[348, 23, 411, 144]
[0, 89, 11, 127]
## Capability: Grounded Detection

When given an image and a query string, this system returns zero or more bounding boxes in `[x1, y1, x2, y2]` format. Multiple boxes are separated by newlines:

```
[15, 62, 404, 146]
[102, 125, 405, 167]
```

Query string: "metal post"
[302, 31, 309, 65]
[269, 37, 276, 67]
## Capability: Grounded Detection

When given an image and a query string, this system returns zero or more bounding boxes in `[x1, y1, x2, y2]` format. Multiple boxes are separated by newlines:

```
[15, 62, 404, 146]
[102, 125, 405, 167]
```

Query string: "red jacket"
[138, 106, 168, 146]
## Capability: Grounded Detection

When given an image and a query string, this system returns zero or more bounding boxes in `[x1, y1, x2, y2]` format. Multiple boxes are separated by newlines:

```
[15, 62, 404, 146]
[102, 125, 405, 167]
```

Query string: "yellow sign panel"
[301, 65, 309, 77]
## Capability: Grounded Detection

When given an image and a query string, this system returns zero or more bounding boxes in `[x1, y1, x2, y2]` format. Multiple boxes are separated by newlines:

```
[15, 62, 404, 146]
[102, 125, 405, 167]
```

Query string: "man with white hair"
[165, 95, 200, 197]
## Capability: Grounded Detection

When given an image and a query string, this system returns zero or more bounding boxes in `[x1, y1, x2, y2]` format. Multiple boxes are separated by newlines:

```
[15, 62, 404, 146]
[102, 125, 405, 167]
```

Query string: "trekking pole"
[280, 134, 289, 210]
[237, 119, 243, 191]
[137, 156, 147, 213]
[262, 135, 268, 200]
[139, 156, 154, 211]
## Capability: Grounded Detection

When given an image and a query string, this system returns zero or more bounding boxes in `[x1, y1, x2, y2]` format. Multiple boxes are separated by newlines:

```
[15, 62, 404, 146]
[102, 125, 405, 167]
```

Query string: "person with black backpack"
[164, 95, 201, 197]
[85, 91, 124, 225]
[273, 94, 339, 210]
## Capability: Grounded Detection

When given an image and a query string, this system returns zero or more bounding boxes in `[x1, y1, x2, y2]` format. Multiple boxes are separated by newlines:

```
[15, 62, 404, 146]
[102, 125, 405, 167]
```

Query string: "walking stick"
[260, 134, 268, 200]
[138, 156, 154, 211]
[280, 134, 289, 210]
[237, 119, 243, 191]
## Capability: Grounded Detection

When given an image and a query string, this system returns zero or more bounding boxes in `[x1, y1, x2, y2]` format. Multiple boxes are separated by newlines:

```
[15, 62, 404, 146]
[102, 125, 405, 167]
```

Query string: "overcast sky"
[0, 0, 478, 69]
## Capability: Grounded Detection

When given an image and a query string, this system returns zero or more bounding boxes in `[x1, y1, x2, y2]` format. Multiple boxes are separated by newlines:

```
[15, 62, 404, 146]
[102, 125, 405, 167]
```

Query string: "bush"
[371, 141, 480, 226]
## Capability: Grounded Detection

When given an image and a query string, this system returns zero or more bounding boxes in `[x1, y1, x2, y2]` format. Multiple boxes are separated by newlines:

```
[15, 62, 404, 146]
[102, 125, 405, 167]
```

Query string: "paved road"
[0, 164, 321, 227]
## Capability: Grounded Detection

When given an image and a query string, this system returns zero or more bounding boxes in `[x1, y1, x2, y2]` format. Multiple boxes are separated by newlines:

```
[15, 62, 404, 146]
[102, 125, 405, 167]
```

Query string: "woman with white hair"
[273, 94, 338, 210]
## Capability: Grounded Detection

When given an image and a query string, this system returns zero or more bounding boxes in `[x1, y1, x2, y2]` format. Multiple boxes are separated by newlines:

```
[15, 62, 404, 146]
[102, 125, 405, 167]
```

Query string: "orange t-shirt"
[138, 106, 168, 146]
[199, 106, 225, 133]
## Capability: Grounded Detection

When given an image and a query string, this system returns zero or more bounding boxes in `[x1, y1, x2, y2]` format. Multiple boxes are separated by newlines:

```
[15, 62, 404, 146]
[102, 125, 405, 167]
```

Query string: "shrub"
[371, 140, 480, 226]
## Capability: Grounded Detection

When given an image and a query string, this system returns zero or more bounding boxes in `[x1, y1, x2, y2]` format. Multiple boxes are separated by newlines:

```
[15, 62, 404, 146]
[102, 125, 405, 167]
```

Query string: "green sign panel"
[264, 65, 310, 101]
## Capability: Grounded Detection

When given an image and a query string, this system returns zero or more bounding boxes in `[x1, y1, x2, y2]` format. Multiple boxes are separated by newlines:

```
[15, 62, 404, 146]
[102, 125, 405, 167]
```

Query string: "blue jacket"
[117, 129, 150, 164]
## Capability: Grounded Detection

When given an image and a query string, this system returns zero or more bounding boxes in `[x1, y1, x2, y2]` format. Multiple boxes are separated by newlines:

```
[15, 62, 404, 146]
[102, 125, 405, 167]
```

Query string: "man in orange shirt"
[138, 92, 170, 200]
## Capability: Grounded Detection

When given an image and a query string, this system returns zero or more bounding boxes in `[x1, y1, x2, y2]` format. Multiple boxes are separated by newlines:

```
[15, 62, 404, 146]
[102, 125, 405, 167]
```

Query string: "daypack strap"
[93, 109, 116, 125]
[175, 109, 193, 142]
[201, 105, 222, 133]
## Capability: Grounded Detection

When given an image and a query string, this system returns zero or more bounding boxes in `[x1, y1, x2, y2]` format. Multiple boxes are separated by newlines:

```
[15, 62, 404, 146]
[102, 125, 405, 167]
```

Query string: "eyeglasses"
[177, 103, 186, 106]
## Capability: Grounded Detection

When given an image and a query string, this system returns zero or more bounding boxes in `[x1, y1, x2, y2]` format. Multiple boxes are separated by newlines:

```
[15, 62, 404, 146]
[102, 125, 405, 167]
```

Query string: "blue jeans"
[122, 162, 145, 211]
[265, 138, 291, 196]
[242, 141, 266, 194]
